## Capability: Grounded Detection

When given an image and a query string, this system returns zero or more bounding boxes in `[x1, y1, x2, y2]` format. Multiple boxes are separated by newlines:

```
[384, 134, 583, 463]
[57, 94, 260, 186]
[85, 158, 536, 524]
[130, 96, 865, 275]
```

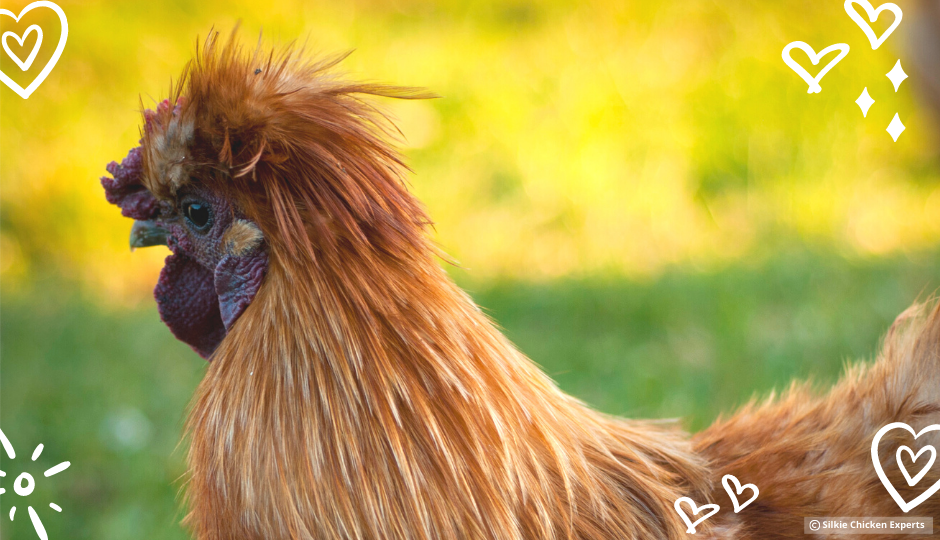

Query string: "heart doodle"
[782, 42, 850, 94]
[0, 1, 68, 99]
[844, 0, 902, 50]
[3, 24, 42, 71]
[673, 497, 719, 534]
[897, 445, 937, 487]
[872, 422, 940, 513]
[721, 474, 759, 513]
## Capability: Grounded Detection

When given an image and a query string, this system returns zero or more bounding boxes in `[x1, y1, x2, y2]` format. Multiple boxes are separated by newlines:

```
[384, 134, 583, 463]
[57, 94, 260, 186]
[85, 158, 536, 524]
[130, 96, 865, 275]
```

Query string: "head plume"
[141, 29, 436, 266]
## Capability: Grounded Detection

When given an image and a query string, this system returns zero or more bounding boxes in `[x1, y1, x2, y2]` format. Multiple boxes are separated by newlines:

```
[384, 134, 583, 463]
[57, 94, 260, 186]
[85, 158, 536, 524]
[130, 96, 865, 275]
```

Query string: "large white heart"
[721, 474, 759, 513]
[0, 1, 68, 99]
[674, 496, 719, 534]
[872, 422, 940, 513]
[844, 0, 902, 50]
[781, 42, 851, 94]
[3, 24, 42, 71]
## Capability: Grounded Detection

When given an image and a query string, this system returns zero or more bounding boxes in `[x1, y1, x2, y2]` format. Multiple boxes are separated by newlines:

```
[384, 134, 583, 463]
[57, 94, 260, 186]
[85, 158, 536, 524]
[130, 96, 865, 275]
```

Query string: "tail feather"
[694, 300, 940, 538]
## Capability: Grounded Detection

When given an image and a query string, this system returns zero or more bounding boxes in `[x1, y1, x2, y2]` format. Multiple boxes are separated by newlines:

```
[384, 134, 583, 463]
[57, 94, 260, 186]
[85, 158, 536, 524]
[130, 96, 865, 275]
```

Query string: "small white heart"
[844, 0, 902, 50]
[721, 474, 759, 513]
[2, 24, 42, 71]
[782, 42, 850, 94]
[674, 497, 720, 535]
[872, 422, 940, 513]
[897, 445, 937, 487]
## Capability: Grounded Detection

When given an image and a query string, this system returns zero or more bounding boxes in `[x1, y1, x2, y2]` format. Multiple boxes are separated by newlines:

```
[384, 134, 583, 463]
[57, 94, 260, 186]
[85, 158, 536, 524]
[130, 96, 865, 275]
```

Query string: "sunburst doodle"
[0, 428, 69, 540]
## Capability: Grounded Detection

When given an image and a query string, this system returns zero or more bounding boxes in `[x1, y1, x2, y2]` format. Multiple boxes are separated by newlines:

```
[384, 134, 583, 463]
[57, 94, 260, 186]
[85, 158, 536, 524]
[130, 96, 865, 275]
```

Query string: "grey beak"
[130, 220, 169, 249]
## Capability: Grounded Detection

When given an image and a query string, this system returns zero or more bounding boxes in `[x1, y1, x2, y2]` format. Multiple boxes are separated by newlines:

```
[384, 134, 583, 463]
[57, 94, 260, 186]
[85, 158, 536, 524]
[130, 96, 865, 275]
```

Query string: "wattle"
[154, 253, 227, 359]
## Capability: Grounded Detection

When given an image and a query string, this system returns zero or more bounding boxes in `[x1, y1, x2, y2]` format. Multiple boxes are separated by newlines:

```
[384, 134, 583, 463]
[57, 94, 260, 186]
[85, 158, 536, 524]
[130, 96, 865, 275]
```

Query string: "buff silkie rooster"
[101, 32, 940, 539]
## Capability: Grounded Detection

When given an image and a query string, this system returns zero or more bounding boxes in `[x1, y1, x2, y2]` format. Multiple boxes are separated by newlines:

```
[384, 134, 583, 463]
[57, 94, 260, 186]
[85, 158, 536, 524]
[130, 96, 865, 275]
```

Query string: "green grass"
[3, 248, 940, 538]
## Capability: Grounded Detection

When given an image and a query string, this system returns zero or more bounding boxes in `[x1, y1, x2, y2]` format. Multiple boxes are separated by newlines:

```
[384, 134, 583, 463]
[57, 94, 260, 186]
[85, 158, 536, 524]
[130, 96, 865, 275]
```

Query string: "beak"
[130, 220, 169, 249]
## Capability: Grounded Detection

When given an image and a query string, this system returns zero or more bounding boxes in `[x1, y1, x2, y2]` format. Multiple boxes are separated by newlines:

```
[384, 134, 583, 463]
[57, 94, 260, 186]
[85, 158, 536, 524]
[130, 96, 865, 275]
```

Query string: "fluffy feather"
[694, 301, 940, 538]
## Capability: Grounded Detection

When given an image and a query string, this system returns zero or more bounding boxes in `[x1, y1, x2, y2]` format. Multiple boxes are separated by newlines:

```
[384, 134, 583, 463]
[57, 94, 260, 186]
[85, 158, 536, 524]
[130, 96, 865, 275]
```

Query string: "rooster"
[102, 32, 940, 539]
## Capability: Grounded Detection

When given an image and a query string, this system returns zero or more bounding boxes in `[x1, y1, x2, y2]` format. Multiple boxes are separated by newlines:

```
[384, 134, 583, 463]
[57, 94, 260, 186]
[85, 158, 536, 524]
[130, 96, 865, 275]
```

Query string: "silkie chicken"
[101, 32, 940, 539]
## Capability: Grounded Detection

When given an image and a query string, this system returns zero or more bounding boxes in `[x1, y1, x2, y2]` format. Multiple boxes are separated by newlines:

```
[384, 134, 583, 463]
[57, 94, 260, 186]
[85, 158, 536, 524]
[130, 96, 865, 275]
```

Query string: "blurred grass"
[5, 248, 940, 538]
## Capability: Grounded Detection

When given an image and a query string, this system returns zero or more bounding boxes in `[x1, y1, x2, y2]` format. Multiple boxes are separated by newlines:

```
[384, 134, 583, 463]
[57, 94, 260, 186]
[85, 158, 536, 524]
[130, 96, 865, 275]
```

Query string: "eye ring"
[182, 199, 213, 232]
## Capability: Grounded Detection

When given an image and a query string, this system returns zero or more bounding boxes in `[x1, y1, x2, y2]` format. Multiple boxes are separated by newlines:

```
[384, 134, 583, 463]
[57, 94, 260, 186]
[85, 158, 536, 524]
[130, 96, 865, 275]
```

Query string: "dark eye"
[183, 200, 212, 232]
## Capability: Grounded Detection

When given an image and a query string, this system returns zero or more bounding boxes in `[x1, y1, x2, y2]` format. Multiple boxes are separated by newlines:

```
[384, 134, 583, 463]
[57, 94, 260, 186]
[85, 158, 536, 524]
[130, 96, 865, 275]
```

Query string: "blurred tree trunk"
[911, 0, 940, 140]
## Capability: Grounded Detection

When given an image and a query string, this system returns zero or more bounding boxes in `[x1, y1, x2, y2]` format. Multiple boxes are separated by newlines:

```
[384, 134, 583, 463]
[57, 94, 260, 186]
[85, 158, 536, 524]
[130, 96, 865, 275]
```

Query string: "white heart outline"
[844, 0, 902, 50]
[0, 1, 68, 99]
[897, 445, 937, 487]
[673, 497, 719, 534]
[782, 42, 850, 94]
[872, 422, 940, 513]
[721, 474, 759, 513]
[3, 24, 42, 71]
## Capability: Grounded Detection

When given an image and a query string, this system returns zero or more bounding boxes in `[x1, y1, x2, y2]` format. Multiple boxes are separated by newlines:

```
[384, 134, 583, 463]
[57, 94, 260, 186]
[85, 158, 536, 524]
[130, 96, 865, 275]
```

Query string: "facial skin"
[104, 138, 267, 359]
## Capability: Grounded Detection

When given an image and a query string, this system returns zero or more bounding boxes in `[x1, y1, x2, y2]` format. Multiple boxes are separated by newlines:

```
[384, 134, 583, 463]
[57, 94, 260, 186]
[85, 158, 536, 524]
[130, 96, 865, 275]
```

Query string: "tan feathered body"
[695, 302, 940, 538]
[130, 33, 940, 539]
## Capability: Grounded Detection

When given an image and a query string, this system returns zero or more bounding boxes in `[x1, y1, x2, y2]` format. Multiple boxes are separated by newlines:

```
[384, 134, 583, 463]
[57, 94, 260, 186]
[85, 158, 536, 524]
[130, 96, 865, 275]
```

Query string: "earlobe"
[215, 219, 268, 331]
[214, 253, 268, 331]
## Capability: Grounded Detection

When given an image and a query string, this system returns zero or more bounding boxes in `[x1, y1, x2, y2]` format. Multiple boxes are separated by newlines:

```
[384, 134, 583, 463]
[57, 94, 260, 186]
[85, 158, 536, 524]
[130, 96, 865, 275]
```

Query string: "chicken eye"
[183, 200, 212, 232]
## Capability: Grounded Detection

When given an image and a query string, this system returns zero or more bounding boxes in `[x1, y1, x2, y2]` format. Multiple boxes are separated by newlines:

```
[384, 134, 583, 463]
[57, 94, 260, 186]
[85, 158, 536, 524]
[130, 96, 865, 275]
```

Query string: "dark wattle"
[154, 253, 227, 359]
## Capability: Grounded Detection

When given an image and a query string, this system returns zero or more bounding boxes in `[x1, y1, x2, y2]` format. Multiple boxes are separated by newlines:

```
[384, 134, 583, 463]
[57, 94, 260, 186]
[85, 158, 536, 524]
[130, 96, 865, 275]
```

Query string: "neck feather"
[183, 241, 708, 539]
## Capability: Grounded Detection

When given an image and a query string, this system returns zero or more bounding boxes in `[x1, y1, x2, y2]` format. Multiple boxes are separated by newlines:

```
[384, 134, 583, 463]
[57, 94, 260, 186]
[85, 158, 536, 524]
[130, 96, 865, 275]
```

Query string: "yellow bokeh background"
[0, 0, 938, 295]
